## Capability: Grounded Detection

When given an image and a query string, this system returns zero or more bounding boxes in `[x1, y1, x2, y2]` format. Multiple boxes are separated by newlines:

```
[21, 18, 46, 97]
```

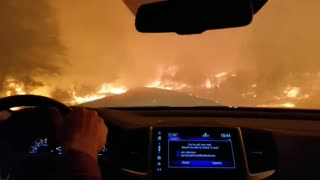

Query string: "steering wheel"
[0, 95, 72, 179]
[0, 94, 72, 114]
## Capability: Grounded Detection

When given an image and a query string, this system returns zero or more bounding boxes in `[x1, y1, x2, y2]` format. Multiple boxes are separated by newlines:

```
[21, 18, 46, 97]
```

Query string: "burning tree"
[0, 0, 66, 96]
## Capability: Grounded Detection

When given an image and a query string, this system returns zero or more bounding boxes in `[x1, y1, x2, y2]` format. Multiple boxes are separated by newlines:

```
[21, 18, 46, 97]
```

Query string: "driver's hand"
[49, 107, 108, 161]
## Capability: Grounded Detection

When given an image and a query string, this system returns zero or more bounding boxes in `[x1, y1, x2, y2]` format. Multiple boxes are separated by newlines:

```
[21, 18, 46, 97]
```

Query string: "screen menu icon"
[156, 131, 162, 172]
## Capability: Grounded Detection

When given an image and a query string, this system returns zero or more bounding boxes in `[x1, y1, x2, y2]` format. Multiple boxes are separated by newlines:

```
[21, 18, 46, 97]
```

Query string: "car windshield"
[1, 0, 319, 108]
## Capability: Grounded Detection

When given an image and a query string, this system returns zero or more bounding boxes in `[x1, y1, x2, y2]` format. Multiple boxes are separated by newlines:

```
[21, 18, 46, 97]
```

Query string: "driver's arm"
[50, 107, 108, 180]
[60, 150, 102, 180]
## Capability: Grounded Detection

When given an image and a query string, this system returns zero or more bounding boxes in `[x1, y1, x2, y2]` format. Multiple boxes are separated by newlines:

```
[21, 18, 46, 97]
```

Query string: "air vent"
[120, 128, 150, 172]
[242, 128, 277, 174]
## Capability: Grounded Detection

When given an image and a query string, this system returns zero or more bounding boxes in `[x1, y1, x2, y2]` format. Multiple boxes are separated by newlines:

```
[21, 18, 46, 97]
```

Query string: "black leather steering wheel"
[0, 95, 72, 179]
[0, 95, 72, 115]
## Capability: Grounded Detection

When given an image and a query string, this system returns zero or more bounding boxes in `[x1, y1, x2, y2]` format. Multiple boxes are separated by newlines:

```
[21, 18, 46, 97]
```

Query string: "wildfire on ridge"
[2, 78, 130, 105]
[1, 70, 312, 108]
[146, 80, 189, 90]
[71, 83, 128, 105]
[98, 83, 127, 94]
[71, 92, 106, 105]
[1, 72, 229, 105]
[6, 78, 27, 96]
[257, 102, 296, 108]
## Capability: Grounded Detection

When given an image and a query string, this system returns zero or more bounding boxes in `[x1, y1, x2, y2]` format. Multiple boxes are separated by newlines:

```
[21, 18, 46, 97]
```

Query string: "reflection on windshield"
[1, 0, 320, 108]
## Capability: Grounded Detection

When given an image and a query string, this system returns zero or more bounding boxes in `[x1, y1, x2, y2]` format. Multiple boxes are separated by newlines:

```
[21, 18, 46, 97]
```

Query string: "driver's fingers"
[48, 107, 64, 128]
[71, 106, 86, 111]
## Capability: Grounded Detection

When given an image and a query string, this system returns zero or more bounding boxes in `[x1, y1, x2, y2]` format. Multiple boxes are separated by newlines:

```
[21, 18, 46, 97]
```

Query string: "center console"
[152, 127, 245, 179]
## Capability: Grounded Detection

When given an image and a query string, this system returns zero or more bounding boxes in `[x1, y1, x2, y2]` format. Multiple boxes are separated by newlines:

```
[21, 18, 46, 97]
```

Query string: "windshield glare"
[1, 0, 319, 109]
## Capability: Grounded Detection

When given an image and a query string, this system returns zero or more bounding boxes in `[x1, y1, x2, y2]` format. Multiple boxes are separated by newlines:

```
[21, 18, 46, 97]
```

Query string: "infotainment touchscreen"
[167, 132, 236, 169]
[153, 127, 242, 178]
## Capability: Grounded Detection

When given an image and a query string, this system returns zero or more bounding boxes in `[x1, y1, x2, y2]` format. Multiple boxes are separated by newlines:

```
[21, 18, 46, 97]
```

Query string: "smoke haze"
[2, 0, 320, 107]
[51, 0, 249, 88]
[0, 0, 66, 94]
[52, 0, 320, 88]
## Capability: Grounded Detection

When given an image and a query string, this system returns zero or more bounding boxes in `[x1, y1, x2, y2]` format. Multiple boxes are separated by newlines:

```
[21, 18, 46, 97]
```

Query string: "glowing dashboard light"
[9, 106, 36, 111]
[9, 107, 24, 111]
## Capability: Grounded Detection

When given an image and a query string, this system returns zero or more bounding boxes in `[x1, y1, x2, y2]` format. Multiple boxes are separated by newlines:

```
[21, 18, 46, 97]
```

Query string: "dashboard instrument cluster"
[28, 137, 108, 156]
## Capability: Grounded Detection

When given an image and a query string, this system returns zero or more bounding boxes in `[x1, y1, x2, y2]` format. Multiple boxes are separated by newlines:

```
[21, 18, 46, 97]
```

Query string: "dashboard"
[1, 107, 320, 180]
[112, 126, 276, 180]
[14, 128, 272, 180]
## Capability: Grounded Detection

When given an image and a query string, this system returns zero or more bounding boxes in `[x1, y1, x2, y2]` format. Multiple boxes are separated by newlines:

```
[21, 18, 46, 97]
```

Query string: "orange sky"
[50, 0, 253, 88]
[49, 0, 320, 89]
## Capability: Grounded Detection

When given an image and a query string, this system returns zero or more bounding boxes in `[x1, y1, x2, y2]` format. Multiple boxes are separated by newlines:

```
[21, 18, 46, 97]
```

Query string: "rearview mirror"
[135, 0, 268, 34]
